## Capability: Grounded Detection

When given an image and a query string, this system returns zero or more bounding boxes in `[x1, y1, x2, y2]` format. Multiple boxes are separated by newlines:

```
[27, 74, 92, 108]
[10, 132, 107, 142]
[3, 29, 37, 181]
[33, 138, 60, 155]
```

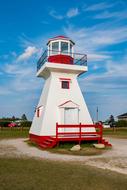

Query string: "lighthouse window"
[61, 42, 68, 54]
[37, 109, 40, 117]
[61, 81, 69, 89]
[52, 42, 59, 55]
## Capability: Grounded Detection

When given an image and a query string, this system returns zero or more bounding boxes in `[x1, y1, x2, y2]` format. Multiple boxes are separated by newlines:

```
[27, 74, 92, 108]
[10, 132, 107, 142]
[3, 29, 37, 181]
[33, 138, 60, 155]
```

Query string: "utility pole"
[96, 106, 98, 122]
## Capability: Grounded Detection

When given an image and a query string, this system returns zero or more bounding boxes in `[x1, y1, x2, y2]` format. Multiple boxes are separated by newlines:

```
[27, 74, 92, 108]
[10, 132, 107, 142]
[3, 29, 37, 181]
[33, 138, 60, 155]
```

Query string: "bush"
[20, 121, 32, 128]
[116, 120, 127, 128]
[0, 121, 11, 127]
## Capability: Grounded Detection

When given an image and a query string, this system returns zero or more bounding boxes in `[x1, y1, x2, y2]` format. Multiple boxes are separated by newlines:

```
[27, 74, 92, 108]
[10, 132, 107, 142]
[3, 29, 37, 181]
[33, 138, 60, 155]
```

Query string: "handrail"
[56, 123, 103, 143]
[37, 50, 87, 71]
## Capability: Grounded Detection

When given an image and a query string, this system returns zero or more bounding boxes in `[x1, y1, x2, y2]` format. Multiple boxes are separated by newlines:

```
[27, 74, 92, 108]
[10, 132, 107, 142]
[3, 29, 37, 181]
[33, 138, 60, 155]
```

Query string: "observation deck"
[37, 50, 87, 72]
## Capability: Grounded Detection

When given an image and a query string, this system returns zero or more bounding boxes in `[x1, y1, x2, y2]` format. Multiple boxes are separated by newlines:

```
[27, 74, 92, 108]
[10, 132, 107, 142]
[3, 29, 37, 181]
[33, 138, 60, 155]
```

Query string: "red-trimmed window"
[37, 109, 40, 117]
[36, 106, 43, 117]
[59, 78, 71, 89]
[61, 81, 70, 89]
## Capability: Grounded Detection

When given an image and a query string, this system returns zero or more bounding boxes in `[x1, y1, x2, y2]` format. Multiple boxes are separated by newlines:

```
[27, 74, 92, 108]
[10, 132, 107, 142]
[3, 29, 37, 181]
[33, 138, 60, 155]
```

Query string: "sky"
[0, 0, 127, 121]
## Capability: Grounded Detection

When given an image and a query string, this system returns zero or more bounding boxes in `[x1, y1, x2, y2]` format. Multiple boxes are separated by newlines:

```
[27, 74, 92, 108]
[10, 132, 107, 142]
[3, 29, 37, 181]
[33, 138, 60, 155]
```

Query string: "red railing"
[56, 123, 103, 143]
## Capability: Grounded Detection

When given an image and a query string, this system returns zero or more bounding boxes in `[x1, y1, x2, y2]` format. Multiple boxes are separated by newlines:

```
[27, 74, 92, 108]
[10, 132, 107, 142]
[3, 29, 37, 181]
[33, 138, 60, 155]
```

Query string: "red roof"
[54, 35, 69, 39]
[47, 35, 75, 45]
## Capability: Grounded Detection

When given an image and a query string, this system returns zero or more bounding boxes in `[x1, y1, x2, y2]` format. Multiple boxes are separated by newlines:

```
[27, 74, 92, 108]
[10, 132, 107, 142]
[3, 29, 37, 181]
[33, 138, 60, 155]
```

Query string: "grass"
[0, 158, 127, 190]
[0, 127, 29, 139]
[48, 141, 107, 156]
[103, 127, 127, 138]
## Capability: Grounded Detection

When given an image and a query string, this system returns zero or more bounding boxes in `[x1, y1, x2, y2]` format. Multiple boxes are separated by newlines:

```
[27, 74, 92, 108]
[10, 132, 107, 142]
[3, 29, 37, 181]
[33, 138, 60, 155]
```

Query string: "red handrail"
[56, 123, 103, 142]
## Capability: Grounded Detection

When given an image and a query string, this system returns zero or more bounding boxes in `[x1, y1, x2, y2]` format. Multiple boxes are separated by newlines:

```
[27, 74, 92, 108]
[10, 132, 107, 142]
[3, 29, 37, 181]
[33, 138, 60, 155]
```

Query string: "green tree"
[12, 116, 15, 120]
[21, 114, 27, 121]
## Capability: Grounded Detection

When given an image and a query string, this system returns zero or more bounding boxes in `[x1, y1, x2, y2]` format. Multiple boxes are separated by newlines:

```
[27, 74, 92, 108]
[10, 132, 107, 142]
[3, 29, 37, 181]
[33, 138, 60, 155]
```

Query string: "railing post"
[79, 123, 81, 145]
[98, 123, 103, 143]
[100, 123, 103, 142]
[56, 122, 58, 141]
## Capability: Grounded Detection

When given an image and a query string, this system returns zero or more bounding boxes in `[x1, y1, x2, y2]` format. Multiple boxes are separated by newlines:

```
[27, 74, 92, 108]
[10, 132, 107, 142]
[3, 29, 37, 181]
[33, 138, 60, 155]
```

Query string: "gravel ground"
[0, 137, 127, 174]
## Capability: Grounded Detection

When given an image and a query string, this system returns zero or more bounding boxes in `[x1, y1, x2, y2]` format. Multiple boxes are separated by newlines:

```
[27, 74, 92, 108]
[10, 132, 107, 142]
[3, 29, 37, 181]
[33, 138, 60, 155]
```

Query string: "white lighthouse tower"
[29, 36, 105, 148]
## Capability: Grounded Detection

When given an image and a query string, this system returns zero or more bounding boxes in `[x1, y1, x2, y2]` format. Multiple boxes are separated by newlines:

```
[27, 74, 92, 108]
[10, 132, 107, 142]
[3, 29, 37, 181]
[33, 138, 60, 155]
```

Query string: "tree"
[108, 115, 115, 131]
[12, 116, 15, 120]
[21, 114, 27, 121]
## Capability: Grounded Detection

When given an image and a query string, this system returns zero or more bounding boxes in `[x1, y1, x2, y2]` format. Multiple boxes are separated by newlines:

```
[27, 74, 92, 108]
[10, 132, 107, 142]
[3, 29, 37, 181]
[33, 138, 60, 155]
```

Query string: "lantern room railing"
[37, 50, 87, 71]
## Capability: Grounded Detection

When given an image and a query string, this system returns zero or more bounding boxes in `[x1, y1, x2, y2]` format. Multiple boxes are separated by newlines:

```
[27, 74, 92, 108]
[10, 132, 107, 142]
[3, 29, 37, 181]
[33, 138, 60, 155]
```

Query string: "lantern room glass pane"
[61, 42, 68, 54]
[70, 43, 73, 56]
[48, 44, 51, 56]
[52, 42, 59, 55]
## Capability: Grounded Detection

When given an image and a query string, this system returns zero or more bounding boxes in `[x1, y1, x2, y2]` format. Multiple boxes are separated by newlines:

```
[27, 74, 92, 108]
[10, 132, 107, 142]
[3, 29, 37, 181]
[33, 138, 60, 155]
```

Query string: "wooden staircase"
[101, 138, 112, 147]
[38, 136, 57, 148]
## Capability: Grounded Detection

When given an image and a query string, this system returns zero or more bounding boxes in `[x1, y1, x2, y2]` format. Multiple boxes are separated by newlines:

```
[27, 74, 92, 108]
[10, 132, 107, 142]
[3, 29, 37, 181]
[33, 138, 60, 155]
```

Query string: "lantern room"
[47, 36, 75, 64]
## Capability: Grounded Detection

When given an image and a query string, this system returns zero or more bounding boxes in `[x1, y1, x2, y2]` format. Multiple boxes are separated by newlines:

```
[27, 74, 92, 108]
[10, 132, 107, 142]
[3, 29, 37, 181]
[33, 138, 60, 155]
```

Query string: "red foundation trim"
[29, 134, 52, 143]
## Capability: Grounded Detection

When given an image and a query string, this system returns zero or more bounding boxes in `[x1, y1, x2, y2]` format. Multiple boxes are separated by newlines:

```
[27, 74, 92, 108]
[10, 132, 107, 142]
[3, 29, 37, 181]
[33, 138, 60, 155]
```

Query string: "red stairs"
[101, 138, 112, 147]
[38, 136, 57, 148]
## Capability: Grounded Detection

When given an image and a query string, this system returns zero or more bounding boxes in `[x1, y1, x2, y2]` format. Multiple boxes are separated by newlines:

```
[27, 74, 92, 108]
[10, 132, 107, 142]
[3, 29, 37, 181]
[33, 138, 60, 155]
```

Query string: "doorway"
[64, 108, 79, 124]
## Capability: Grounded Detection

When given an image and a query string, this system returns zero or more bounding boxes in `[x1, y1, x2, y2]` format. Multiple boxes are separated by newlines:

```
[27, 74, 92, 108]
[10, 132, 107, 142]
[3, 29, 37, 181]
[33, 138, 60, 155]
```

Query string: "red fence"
[56, 123, 103, 143]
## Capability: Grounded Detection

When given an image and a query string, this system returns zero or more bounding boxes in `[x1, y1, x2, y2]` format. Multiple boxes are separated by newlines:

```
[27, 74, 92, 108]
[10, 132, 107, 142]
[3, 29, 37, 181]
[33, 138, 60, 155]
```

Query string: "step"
[45, 139, 55, 143]
[101, 139, 112, 147]
[38, 138, 57, 149]
[39, 143, 54, 148]
[42, 141, 52, 145]
[40, 141, 55, 146]
[39, 144, 48, 148]
[106, 143, 112, 147]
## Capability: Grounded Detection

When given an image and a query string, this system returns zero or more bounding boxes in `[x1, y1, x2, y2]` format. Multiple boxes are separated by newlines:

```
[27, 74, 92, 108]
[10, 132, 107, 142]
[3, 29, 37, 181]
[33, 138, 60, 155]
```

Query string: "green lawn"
[0, 158, 127, 190]
[0, 127, 29, 139]
[103, 127, 127, 138]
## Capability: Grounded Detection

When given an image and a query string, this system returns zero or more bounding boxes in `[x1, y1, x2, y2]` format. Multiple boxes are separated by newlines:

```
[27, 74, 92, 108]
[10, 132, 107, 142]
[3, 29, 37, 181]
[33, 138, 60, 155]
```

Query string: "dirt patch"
[0, 144, 17, 157]
[86, 157, 127, 175]
[0, 138, 127, 175]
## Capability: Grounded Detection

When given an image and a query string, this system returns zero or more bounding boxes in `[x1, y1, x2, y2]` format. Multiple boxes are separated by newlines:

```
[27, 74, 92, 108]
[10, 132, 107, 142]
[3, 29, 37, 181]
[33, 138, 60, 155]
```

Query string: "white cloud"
[94, 10, 127, 20]
[0, 87, 12, 95]
[18, 34, 35, 48]
[106, 60, 127, 77]
[5, 63, 34, 76]
[49, 8, 79, 20]
[1, 59, 42, 96]
[16, 46, 38, 62]
[66, 8, 79, 18]
[64, 24, 127, 55]
[49, 10, 64, 20]
[88, 53, 111, 61]
[80, 58, 127, 93]
[85, 2, 115, 11]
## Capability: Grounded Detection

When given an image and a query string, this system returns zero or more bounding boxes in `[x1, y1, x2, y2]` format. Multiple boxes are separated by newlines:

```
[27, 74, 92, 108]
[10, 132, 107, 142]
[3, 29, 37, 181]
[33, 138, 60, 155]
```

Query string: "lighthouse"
[29, 36, 105, 148]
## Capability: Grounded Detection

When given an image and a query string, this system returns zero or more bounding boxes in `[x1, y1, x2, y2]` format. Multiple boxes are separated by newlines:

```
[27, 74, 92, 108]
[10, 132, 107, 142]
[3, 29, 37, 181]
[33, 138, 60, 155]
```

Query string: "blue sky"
[0, 0, 127, 121]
